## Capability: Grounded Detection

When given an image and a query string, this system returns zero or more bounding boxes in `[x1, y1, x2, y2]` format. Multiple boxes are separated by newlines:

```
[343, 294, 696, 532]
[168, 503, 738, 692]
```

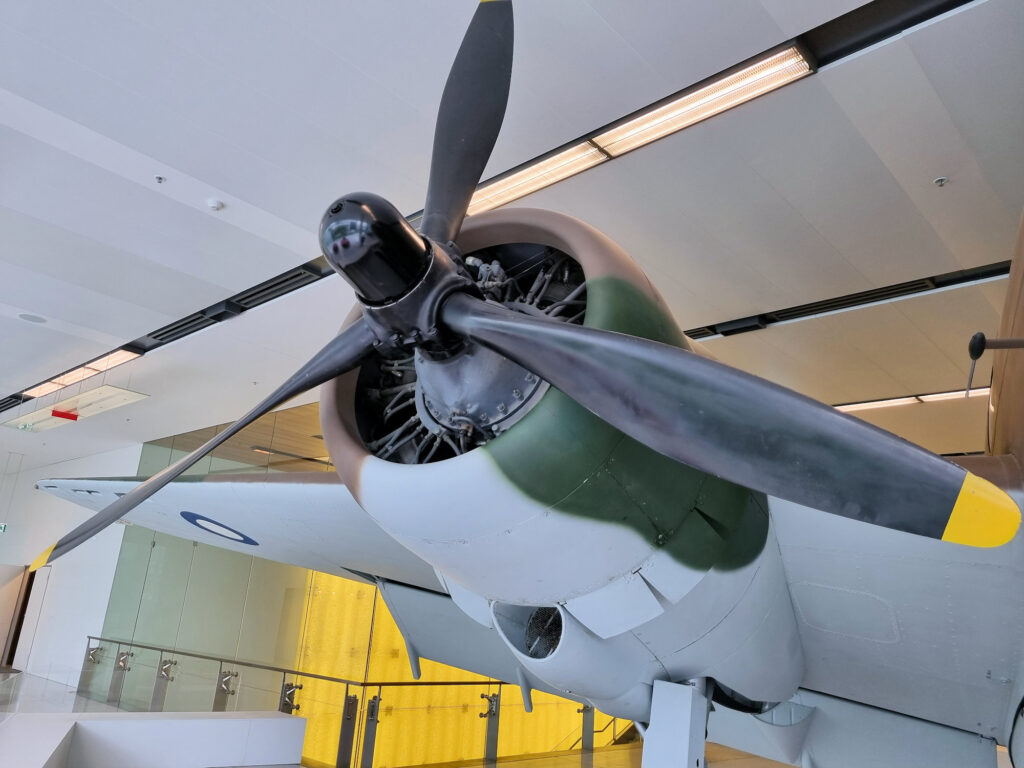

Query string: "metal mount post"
[481, 691, 501, 766]
[336, 693, 359, 768]
[578, 705, 595, 752]
[150, 658, 176, 712]
[76, 643, 103, 696]
[642, 679, 711, 768]
[213, 669, 238, 712]
[106, 649, 133, 706]
[279, 680, 303, 714]
[359, 693, 381, 768]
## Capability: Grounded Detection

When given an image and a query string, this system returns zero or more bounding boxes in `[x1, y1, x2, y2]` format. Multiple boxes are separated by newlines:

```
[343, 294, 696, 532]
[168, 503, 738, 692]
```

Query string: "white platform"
[0, 673, 305, 768]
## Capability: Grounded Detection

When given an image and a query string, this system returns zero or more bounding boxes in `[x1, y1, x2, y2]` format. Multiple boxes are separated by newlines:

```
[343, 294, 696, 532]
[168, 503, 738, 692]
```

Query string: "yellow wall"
[293, 572, 619, 768]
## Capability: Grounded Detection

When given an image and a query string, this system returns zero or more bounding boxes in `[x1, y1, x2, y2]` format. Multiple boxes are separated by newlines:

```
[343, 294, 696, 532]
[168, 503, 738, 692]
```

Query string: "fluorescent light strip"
[836, 387, 990, 412]
[22, 349, 140, 399]
[593, 47, 811, 157]
[467, 45, 812, 215]
[467, 142, 607, 216]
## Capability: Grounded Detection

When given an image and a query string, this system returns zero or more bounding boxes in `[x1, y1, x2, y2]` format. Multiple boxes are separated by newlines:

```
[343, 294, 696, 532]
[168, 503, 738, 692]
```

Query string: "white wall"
[2, 445, 141, 685]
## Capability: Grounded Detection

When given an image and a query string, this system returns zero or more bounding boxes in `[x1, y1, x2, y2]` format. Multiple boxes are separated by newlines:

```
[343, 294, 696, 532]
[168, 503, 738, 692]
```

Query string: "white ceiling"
[0, 0, 1021, 474]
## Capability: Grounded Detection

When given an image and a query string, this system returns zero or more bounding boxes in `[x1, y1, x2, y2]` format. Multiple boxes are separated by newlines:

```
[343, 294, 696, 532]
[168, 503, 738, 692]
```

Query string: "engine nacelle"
[321, 207, 803, 708]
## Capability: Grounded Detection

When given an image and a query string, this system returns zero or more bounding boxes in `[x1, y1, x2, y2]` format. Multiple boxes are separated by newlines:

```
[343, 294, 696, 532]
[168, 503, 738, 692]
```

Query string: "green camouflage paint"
[484, 276, 767, 571]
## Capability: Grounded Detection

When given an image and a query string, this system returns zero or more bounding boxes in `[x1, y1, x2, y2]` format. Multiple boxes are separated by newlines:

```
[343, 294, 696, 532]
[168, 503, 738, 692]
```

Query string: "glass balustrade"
[75, 634, 629, 768]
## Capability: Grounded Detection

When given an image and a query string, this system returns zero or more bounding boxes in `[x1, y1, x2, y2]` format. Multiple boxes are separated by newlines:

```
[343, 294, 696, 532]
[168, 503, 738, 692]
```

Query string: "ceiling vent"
[685, 260, 1010, 340]
[0, 395, 30, 415]
[233, 258, 333, 310]
[138, 313, 217, 349]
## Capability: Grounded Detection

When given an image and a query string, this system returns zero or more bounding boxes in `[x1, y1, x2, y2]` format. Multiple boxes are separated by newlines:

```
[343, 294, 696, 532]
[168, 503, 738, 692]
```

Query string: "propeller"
[31, 318, 376, 570]
[420, 0, 513, 245]
[33, 0, 1018, 569]
[440, 294, 1019, 548]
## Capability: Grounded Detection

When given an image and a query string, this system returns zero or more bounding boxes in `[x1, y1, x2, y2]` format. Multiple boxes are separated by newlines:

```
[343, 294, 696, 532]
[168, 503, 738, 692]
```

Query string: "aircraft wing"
[36, 472, 444, 593]
[770, 492, 1024, 741]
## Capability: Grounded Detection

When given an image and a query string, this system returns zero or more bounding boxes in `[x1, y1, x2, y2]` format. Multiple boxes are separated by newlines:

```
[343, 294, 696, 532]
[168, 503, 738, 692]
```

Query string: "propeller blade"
[31, 317, 377, 570]
[420, 0, 513, 245]
[441, 293, 1020, 547]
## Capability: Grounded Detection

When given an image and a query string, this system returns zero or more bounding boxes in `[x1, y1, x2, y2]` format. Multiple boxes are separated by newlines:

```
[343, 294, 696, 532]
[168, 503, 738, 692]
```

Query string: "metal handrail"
[86, 635, 503, 687]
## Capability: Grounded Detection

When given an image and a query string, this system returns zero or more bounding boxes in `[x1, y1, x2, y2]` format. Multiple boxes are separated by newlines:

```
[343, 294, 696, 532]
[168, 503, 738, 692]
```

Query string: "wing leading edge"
[37, 472, 443, 593]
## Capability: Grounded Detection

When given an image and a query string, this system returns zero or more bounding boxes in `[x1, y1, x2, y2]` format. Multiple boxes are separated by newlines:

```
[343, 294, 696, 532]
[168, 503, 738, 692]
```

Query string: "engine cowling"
[320, 207, 803, 713]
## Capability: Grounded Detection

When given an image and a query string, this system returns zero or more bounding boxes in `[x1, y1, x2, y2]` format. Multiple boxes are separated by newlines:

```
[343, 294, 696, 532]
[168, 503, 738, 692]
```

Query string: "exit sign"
[0, 523, 6, 533]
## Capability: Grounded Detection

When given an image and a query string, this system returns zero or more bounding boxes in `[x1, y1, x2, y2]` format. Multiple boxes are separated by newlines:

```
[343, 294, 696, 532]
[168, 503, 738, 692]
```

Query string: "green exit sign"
[0, 523, 7, 533]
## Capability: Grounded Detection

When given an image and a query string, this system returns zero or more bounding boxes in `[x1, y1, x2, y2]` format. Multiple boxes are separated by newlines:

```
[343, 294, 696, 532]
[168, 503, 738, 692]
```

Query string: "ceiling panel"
[702, 282, 1005, 404]
[891, 281, 1006, 378]
[583, 0, 784, 94]
[820, 37, 1019, 268]
[0, 125, 312, 292]
[714, 76, 961, 286]
[852, 396, 989, 455]
[757, 0, 872, 37]
[908, 0, 1024, 214]
[0, 206, 224, 319]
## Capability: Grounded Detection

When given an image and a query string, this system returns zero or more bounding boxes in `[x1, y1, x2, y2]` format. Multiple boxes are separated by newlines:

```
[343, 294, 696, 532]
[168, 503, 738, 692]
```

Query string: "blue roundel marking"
[180, 511, 258, 546]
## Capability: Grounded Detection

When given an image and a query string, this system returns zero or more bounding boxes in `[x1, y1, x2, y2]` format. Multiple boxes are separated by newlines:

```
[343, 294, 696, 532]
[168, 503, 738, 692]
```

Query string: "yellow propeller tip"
[942, 473, 1021, 548]
[29, 542, 56, 572]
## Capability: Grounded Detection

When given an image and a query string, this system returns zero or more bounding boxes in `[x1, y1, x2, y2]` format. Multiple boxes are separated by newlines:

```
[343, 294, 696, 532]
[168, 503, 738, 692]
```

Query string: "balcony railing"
[76, 635, 630, 768]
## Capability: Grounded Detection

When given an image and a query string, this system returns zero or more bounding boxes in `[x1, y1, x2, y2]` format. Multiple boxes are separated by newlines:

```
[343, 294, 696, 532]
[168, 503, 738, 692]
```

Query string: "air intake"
[525, 607, 562, 659]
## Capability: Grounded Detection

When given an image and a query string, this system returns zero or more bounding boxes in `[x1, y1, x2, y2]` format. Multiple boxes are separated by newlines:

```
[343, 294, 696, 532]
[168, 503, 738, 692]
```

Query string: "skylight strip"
[835, 387, 990, 413]
[21, 349, 141, 399]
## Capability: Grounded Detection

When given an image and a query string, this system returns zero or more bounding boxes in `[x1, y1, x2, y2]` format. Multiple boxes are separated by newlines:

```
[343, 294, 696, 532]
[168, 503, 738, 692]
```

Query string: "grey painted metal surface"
[770, 495, 1024, 741]
[708, 688, 999, 768]
[39, 477, 443, 593]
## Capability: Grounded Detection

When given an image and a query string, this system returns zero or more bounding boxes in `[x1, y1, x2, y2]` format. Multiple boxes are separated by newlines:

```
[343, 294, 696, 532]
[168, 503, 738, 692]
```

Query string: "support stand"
[642, 679, 710, 768]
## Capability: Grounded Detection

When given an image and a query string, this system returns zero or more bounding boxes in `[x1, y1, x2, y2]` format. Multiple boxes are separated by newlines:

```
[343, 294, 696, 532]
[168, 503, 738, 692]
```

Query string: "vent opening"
[525, 607, 563, 659]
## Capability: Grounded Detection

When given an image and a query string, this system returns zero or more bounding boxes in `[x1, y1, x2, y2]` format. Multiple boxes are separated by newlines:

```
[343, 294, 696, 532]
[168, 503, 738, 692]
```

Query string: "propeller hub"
[320, 192, 431, 305]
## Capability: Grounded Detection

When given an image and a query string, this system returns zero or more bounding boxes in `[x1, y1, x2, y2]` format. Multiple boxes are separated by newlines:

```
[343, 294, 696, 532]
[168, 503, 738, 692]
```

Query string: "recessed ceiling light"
[17, 313, 46, 324]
